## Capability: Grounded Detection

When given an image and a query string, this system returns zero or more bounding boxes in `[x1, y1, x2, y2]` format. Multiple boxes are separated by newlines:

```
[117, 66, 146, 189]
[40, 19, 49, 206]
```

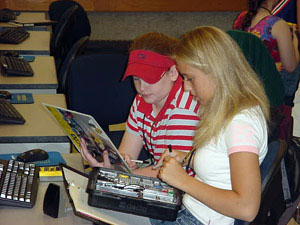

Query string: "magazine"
[43, 103, 132, 173]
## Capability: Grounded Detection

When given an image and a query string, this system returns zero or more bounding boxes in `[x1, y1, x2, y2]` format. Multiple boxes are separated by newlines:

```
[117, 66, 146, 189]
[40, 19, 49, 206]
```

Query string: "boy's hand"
[121, 153, 138, 170]
[80, 138, 111, 168]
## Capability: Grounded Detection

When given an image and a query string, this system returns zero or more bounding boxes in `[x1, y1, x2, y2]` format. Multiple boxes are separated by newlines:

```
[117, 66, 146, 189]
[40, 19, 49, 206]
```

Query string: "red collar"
[137, 76, 183, 121]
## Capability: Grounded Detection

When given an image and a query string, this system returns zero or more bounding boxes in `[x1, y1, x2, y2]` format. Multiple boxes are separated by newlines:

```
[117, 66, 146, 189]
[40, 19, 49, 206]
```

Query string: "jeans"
[280, 63, 300, 97]
[150, 207, 204, 225]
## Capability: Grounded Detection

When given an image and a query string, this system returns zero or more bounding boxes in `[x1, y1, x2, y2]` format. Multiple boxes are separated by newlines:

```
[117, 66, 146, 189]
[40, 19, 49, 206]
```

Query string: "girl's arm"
[272, 19, 299, 72]
[160, 151, 261, 222]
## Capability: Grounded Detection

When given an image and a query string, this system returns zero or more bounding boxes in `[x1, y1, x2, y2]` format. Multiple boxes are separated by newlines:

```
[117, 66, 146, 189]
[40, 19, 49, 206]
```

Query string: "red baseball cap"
[122, 50, 176, 84]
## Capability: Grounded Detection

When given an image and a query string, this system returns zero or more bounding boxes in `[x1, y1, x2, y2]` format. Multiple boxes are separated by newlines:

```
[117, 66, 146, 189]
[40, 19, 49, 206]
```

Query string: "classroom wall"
[1, 0, 247, 12]
[88, 11, 239, 40]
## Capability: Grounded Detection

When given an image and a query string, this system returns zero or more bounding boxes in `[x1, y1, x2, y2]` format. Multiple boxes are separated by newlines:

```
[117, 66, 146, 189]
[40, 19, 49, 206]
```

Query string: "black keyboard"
[0, 55, 34, 76]
[0, 8, 16, 22]
[0, 28, 29, 44]
[0, 98, 25, 124]
[0, 159, 39, 208]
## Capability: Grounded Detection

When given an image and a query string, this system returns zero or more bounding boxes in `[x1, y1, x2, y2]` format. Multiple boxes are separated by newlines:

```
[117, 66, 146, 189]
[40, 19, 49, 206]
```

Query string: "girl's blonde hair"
[174, 26, 270, 149]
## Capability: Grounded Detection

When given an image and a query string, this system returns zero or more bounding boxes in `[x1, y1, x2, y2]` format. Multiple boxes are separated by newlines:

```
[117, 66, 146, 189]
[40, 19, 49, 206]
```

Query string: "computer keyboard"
[0, 98, 26, 124]
[0, 159, 39, 208]
[0, 55, 34, 76]
[0, 8, 17, 22]
[0, 27, 30, 44]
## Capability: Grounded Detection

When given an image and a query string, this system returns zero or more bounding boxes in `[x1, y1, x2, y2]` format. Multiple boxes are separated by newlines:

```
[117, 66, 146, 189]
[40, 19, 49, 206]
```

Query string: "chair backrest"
[260, 139, 287, 194]
[226, 30, 285, 108]
[234, 139, 288, 225]
[50, 4, 78, 72]
[58, 36, 90, 94]
[227, 30, 293, 144]
[67, 53, 136, 147]
[49, 0, 91, 50]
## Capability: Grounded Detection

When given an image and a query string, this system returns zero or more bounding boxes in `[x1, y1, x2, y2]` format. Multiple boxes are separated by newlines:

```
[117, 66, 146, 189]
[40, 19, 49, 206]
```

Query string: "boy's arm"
[118, 130, 144, 169]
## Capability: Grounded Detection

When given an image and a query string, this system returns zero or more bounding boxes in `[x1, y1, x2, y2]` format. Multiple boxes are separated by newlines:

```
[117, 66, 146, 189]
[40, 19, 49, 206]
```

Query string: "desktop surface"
[0, 94, 70, 154]
[15, 12, 47, 22]
[0, 30, 50, 55]
[0, 153, 92, 225]
[0, 56, 58, 93]
[0, 12, 48, 30]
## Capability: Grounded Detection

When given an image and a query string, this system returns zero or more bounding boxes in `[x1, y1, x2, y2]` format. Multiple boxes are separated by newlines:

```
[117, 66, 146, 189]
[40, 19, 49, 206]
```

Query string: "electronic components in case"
[87, 167, 182, 221]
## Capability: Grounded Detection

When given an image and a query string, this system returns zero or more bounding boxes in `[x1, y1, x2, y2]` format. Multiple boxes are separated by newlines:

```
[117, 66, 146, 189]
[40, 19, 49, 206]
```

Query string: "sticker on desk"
[10, 93, 34, 104]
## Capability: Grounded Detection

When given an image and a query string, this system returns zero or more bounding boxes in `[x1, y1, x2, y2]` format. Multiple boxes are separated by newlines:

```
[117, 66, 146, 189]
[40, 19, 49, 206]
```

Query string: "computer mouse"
[17, 149, 49, 163]
[3, 50, 19, 58]
[0, 90, 11, 100]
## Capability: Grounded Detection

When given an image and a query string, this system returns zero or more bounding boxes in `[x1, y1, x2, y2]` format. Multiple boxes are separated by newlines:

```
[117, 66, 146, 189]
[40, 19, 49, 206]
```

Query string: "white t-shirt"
[183, 107, 268, 225]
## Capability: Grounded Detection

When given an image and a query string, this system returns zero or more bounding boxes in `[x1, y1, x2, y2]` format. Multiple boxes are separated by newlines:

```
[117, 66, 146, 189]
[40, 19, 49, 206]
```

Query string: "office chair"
[226, 30, 292, 144]
[49, 0, 91, 51]
[67, 53, 136, 148]
[57, 36, 90, 94]
[49, 0, 131, 55]
[234, 139, 288, 225]
[226, 30, 285, 108]
[50, 4, 78, 73]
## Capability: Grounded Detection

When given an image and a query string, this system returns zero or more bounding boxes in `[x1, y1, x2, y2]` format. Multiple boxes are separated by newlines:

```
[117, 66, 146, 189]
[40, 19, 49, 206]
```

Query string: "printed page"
[43, 103, 132, 173]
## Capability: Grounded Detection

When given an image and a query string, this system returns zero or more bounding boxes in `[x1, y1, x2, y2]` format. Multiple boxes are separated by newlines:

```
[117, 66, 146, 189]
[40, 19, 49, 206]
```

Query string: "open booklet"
[43, 103, 132, 173]
[61, 164, 151, 225]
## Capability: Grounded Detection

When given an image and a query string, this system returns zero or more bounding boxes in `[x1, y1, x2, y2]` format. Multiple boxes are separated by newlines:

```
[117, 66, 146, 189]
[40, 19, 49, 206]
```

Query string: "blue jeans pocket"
[150, 208, 204, 225]
[176, 208, 204, 225]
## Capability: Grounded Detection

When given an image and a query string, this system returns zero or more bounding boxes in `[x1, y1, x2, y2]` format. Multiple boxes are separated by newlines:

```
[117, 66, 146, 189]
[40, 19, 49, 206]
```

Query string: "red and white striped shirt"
[126, 76, 200, 162]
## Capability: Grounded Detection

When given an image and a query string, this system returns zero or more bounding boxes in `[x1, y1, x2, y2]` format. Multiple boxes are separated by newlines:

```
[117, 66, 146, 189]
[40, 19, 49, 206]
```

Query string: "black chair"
[50, 4, 78, 73]
[234, 139, 288, 225]
[49, 0, 131, 55]
[49, 0, 91, 51]
[57, 36, 90, 94]
[67, 53, 136, 148]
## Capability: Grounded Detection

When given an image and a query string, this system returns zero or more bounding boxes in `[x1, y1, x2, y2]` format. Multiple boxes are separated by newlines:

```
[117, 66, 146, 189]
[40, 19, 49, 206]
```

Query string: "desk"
[0, 94, 70, 154]
[0, 153, 152, 225]
[0, 30, 50, 55]
[16, 12, 47, 22]
[0, 153, 92, 225]
[0, 56, 58, 94]
[0, 12, 50, 31]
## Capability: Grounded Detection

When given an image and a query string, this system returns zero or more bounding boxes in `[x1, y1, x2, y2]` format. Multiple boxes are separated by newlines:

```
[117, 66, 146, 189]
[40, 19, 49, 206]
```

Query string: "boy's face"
[133, 69, 174, 108]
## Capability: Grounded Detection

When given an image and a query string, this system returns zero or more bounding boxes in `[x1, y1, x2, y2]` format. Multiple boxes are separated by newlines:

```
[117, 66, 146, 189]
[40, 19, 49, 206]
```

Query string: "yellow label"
[39, 166, 62, 177]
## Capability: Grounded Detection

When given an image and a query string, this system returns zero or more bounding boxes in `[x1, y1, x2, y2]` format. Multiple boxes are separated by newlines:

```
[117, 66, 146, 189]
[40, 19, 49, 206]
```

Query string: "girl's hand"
[158, 156, 189, 188]
[80, 138, 111, 168]
[153, 148, 188, 170]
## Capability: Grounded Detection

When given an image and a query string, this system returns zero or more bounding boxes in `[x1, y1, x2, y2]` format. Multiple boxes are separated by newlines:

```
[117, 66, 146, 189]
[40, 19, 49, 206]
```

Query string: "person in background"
[151, 26, 269, 225]
[274, 0, 300, 141]
[271, 0, 300, 26]
[81, 32, 200, 177]
[233, 0, 299, 107]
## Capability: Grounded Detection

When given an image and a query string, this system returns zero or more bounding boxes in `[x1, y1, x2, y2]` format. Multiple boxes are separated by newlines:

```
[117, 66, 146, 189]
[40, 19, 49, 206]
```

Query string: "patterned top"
[126, 76, 200, 162]
[233, 13, 283, 70]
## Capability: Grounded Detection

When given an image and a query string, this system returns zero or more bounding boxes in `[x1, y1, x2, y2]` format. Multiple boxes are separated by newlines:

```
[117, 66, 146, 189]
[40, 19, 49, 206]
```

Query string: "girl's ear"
[169, 65, 179, 81]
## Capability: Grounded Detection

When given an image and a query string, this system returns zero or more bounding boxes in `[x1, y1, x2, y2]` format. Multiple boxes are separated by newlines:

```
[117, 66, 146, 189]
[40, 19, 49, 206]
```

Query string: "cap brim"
[122, 62, 167, 84]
